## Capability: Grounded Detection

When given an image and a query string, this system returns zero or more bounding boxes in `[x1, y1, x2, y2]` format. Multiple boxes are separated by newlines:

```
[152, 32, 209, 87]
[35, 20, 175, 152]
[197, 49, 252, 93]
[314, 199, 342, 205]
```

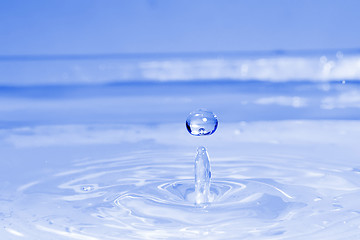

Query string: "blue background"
[1, 0, 359, 55]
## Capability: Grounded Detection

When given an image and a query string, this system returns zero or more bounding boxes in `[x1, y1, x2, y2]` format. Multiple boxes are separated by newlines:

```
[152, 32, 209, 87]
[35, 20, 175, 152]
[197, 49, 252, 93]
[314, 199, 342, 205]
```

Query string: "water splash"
[8, 148, 359, 239]
[186, 109, 217, 205]
[194, 146, 212, 206]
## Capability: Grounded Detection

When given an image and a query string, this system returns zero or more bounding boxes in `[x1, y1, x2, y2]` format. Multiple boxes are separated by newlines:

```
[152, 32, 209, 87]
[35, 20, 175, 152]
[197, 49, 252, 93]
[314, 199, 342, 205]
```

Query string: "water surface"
[1, 75, 360, 239]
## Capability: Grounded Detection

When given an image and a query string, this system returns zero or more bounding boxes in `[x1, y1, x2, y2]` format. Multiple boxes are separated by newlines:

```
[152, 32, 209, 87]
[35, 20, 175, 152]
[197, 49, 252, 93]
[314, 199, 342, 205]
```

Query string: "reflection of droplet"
[186, 109, 218, 136]
[342, 80, 346, 84]
[82, 186, 94, 192]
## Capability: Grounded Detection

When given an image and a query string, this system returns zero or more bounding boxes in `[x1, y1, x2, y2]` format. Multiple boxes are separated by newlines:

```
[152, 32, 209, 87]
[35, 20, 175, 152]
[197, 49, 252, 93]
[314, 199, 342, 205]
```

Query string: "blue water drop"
[186, 109, 218, 136]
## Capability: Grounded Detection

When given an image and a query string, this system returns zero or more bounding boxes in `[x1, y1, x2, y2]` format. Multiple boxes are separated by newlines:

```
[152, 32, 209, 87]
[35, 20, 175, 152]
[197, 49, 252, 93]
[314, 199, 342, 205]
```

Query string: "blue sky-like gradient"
[1, 0, 359, 55]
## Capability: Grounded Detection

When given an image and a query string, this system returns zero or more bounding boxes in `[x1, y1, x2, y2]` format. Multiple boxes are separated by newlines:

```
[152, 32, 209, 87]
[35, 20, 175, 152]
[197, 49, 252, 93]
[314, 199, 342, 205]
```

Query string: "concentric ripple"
[113, 178, 306, 232]
[5, 150, 360, 239]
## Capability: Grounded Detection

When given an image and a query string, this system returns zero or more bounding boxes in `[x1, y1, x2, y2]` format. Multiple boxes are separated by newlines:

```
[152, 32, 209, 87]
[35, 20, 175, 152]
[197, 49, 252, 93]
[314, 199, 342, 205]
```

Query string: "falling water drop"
[186, 109, 218, 136]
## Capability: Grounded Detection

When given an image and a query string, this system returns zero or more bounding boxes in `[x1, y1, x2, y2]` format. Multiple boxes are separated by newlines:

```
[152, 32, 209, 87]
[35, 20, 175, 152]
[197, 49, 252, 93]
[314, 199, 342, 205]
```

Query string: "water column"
[194, 146, 211, 205]
[186, 109, 218, 205]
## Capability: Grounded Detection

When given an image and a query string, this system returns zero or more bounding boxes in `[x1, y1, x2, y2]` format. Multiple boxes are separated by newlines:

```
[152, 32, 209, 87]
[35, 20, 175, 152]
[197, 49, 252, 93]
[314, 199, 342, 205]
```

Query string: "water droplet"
[186, 109, 218, 136]
[82, 186, 94, 192]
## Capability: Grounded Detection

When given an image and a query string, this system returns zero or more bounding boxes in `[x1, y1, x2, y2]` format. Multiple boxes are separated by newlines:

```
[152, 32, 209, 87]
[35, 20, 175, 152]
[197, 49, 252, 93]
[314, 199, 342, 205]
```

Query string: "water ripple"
[6, 151, 360, 239]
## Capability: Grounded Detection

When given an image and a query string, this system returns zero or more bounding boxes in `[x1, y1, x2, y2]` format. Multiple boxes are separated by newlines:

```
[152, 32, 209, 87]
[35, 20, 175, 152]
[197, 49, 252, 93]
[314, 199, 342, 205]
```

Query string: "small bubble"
[82, 186, 94, 192]
[186, 109, 218, 136]
[336, 51, 344, 59]
[320, 56, 327, 64]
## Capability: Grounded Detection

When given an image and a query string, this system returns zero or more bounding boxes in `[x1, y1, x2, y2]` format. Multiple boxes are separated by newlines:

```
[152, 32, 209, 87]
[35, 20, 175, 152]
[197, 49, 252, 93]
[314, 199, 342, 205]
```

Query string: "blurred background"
[1, 0, 360, 127]
[2, 0, 360, 83]
[1, 0, 360, 55]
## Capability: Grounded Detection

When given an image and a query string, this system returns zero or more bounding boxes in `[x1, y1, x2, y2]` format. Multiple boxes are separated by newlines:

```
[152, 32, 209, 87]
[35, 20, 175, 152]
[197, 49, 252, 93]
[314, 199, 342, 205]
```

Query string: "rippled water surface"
[2, 81, 360, 239]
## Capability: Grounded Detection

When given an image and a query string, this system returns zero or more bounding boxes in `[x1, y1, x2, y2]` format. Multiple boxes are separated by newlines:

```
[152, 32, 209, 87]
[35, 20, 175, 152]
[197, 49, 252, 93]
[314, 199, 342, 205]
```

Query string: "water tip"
[197, 146, 207, 153]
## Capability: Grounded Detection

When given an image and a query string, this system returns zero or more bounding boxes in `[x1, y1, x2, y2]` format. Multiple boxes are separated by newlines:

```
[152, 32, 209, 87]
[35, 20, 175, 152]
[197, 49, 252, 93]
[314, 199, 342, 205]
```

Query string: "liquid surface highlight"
[2, 121, 360, 239]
